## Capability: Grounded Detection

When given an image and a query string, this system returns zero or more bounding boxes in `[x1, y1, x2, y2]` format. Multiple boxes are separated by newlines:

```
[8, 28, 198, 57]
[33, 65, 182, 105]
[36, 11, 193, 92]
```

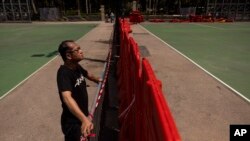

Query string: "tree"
[31, 0, 38, 14]
[76, 0, 80, 16]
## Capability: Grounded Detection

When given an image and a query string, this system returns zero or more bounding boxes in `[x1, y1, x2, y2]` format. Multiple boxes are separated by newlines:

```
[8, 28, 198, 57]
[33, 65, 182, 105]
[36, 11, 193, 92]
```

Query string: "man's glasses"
[67, 47, 81, 53]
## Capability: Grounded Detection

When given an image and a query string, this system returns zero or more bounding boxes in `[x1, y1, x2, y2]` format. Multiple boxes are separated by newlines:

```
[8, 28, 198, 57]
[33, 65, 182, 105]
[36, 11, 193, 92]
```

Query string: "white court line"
[0, 25, 97, 100]
[191, 23, 225, 30]
[0, 56, 58, 100]
[139, 24, 250, 103]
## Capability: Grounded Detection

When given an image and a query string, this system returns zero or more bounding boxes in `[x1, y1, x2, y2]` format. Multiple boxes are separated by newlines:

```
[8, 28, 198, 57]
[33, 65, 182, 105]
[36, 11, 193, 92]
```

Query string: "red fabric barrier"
[118, 24, 140, 141]
[140, 58, 181, 141]
[129, 10, 144, 23]
[117, 19, 133, 123]
[117, 18, 181, 141]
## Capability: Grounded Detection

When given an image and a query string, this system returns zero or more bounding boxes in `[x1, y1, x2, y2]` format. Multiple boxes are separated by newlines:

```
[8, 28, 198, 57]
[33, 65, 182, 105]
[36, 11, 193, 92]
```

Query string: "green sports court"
[141, 22, 250, 100]
[0, 23, 97, 98]
[1, 22, 249, 101]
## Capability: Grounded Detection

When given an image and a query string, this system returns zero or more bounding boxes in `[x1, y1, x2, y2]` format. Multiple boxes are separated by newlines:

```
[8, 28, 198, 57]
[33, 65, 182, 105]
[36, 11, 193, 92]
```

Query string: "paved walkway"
[131, 23, 250, 141]
[0, 21, 249, 141]
[0, 22, 113, 141]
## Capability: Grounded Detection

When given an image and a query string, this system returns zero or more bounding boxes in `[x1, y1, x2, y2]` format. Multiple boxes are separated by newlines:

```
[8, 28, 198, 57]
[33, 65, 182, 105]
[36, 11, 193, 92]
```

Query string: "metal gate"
[0, 0, 31, 22]
[206, 0, 250, 21]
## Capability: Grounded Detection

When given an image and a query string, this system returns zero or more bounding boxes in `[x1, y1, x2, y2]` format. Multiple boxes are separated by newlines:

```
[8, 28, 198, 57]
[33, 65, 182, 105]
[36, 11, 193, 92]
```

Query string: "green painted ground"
[142, 22, 250, 100]
[0, 23, 97, 97]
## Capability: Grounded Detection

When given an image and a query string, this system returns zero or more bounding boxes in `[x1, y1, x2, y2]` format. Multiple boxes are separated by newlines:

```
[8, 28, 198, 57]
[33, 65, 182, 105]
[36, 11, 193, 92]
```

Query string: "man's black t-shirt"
[57, 64, 88, 124]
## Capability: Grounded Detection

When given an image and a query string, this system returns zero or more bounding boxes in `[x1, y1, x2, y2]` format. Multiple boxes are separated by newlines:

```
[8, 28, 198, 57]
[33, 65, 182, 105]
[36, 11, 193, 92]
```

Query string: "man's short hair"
[58, 40, 74, 61]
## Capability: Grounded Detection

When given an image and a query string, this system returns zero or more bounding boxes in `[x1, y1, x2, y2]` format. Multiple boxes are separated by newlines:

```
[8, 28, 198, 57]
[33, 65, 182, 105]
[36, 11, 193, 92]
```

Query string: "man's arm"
[62, 91, 93, 137]
[86, 73, 102, 84]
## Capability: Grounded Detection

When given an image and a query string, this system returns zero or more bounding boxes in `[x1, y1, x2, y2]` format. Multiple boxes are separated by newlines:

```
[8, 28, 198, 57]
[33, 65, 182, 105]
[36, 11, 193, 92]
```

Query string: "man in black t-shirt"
[57, 40, 102, 141]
